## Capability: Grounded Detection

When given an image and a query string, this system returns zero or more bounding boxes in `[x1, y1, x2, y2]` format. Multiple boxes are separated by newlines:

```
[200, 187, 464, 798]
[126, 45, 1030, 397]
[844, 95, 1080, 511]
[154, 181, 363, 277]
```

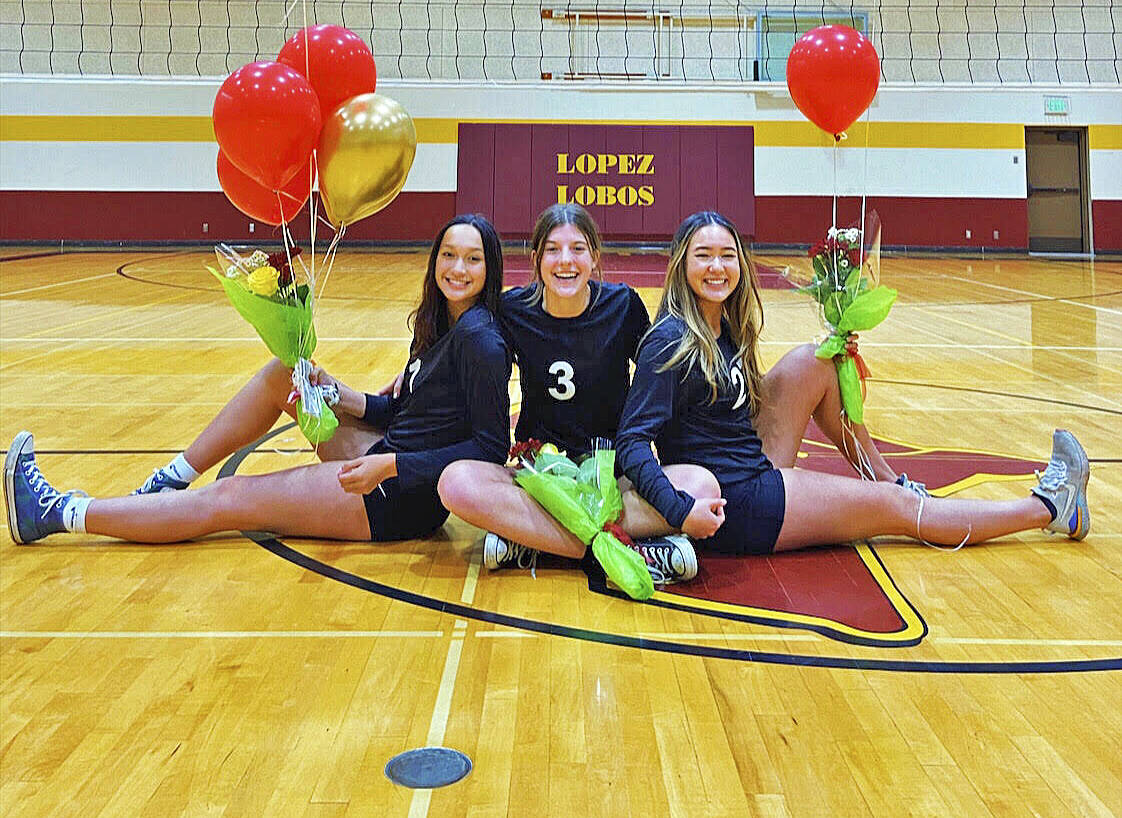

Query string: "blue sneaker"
[1031, 429, 1090, 540]
[133, 467, 189, 495]
[4, 431, 77, 544]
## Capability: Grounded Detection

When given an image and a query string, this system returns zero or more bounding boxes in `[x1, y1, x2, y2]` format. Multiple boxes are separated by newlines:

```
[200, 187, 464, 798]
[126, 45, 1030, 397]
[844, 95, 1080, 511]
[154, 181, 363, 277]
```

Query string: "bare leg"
[182, 358, 381, 473]
[773, 467, 1051, 551]
[85, 462, 370, 542]
[182, 358, 298, 474]
[438, 461, 719, 558]
[757, 343, 897, 480]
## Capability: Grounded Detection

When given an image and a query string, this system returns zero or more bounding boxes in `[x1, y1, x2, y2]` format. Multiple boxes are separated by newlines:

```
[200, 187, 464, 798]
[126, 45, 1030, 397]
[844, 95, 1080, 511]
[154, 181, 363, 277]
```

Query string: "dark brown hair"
[408, 213, 504, 357]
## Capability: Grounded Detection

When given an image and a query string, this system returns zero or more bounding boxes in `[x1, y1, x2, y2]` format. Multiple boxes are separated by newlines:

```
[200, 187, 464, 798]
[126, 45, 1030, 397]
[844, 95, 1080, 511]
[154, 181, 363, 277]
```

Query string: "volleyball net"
[1, 0, 1118, 83]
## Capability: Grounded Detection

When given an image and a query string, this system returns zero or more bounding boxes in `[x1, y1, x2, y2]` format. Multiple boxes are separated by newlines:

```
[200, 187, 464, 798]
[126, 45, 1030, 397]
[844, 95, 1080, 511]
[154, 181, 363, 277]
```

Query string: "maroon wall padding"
[457, 123, 755, 241]
[1092, 200, 1122, 251]
[755, 195, 1031, 248]
[0, 191, 456, 243]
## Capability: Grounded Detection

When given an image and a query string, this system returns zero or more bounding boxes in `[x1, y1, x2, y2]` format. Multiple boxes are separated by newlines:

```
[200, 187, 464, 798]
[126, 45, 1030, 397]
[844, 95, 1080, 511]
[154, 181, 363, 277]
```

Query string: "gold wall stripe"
[1088, 125, 1122, 150]
[2, 115, 1119, 150]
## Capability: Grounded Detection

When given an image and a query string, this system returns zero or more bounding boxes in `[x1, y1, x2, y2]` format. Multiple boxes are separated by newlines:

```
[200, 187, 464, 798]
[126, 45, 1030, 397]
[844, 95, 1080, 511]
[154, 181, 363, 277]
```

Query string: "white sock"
[61, 495, 92, 534]
[166, 453, 200, 483]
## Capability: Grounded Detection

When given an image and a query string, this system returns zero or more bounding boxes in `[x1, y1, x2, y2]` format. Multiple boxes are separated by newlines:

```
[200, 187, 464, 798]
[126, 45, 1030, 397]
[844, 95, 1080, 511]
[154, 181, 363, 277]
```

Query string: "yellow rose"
[540, 443, 561, 455]
[247, 265, 279, 297]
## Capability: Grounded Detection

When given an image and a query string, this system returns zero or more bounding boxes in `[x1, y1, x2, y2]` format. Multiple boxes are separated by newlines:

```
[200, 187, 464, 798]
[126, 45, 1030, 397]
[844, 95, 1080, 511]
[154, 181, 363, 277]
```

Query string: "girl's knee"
[438, 461, 501, 513]
[668, 465, 720, 499]
[193, 476, 249, 527]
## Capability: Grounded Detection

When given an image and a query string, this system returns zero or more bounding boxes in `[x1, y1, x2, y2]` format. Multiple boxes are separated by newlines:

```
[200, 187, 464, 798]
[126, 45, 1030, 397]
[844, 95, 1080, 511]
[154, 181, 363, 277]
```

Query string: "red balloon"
[216, 150, 312, 226]
[212, 61, 321, 190]
[786, 25, 880, 137]
[278, 25, 377, 118]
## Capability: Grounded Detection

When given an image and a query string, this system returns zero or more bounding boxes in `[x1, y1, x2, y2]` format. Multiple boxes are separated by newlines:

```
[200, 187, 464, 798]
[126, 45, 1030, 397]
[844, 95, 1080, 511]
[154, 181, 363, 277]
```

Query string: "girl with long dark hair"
[5, 214, 512, 544]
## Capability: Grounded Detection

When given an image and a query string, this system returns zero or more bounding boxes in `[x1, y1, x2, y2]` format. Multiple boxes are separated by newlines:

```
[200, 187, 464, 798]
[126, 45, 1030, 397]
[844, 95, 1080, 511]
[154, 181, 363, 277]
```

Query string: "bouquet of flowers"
[510, 439, 654, 601]
[789, 215, 897, 425]
[207, 244, 338, 444]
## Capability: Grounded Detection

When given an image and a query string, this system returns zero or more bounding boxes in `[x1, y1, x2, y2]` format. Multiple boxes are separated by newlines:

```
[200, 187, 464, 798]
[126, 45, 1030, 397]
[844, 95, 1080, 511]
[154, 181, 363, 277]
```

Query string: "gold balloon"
[317, 93, 417, 227]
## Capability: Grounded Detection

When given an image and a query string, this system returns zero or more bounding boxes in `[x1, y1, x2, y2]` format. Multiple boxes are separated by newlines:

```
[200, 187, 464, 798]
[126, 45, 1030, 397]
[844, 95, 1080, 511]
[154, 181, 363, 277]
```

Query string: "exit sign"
[1044, 96, 1070, 115]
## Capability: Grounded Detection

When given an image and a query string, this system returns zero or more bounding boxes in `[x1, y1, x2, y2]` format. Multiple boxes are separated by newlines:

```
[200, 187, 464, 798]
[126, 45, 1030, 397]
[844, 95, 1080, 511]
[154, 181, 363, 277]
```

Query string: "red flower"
[509, 439, 543, 462]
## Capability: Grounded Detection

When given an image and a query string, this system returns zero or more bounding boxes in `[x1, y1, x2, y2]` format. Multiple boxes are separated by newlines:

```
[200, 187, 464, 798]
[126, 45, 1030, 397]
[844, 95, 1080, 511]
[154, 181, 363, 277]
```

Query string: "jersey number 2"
[547, 361, 576, 401]
[730, 365, 747, 410]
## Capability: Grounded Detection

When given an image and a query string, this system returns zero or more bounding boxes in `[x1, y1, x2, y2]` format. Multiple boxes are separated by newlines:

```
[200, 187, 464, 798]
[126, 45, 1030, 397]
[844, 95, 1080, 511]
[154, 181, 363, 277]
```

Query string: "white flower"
[827, 227, 839, 238]
[840, 259, 850, 268]
[844, 228, 860, 242]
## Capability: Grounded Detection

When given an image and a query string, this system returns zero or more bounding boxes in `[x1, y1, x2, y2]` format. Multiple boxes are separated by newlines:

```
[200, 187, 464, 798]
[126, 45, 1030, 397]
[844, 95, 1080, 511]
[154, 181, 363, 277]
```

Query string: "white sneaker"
[483, 532, 540, 570]
[633, 534, 698, 585]
[1031, 429, 1090, 540]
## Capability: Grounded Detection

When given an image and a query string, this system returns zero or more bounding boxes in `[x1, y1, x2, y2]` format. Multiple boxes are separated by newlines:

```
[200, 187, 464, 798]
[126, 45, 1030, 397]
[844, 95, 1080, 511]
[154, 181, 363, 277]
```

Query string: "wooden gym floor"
[1, 247, 1120, 816]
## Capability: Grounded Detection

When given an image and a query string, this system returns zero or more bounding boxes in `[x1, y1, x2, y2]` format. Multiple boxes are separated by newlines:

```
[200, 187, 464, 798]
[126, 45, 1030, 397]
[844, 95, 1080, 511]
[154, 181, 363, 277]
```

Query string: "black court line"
[871, 379, 1122, 417]
[222, 425, 1121, 675]
[113, 253, 1122, 310]
[0, 250, 68, 263]
[115, 257, 418, 304]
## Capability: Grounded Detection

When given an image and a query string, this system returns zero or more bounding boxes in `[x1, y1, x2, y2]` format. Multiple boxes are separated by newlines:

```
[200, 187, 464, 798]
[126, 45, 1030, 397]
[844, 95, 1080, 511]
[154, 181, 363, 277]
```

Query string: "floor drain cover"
[384, 747, 473, 789]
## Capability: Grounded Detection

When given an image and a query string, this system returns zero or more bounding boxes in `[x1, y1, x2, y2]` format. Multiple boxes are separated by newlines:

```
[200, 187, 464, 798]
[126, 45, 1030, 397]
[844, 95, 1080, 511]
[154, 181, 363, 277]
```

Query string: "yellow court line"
[649, 542, 926, 644]
[928, 472, 1037, 497]
[7, 115, 1117, 149]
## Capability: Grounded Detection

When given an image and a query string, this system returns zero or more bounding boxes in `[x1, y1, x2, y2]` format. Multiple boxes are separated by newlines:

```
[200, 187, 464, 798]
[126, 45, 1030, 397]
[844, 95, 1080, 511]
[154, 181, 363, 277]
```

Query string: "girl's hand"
[376, 372, 404, 399]
[307, 363, 338, 390]
[681, 497, 726, 539]
[337, 454, 395, 494]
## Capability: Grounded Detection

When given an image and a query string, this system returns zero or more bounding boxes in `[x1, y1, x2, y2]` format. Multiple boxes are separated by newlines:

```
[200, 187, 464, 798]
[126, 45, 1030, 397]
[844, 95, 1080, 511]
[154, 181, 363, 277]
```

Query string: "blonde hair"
[654, 211, 765, 412]
[523, 203, 603, 307]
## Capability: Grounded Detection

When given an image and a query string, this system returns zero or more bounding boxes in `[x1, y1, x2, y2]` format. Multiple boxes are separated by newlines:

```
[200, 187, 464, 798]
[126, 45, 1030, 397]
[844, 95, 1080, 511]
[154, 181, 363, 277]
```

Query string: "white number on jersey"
[407, 358, 422, 394]
[547, 360, 576, 401]
[730, 365, 747, 411]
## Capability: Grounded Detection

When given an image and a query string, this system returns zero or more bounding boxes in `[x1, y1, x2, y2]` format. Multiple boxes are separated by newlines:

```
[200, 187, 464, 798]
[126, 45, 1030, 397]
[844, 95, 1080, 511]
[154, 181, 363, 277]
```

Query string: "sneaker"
[483, 532, 539, 571]
[1031, 429, 1090, 540]
[895, 473, 929, 497]
[633, 534, 698, 585]
[4, 431, 78, 544]
[133, 467, 189, 495]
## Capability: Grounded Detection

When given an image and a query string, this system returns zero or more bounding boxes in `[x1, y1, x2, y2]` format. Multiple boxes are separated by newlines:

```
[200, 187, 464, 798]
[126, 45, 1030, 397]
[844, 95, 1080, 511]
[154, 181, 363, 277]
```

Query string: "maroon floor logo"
[591, 429, 1043, 647]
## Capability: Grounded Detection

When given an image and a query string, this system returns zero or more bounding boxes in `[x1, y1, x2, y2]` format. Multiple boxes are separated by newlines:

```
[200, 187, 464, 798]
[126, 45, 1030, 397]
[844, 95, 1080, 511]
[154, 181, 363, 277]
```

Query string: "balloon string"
[315, 223, 346, 319]
[831, 138, 838, 235]
[859, 103, 872, 268]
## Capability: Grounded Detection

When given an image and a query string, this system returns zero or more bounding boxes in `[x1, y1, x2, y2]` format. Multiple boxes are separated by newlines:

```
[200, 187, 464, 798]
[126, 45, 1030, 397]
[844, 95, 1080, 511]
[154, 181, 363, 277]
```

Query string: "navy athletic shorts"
[361, 440, 450, 542]
[695, 467, 786, 556]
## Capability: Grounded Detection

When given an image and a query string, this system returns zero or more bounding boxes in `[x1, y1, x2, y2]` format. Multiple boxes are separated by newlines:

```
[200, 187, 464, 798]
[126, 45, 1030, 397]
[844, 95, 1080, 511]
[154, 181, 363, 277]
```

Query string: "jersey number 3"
[547, 360, 576, 401]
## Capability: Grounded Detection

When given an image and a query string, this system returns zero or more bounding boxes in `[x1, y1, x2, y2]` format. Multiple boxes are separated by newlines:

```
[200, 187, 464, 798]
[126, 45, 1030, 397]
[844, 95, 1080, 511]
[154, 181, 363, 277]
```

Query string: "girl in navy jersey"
[5, 215, 512, 545]
[617, 211, 1090, 556]
[439, 204, 723, 582]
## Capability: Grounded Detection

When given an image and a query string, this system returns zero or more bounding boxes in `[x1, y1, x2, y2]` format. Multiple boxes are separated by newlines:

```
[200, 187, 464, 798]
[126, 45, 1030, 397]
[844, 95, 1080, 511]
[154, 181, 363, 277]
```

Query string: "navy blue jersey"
[500, 280, 650, 457]
[617, 315, 773, 528]
[362, 303, 512, 494]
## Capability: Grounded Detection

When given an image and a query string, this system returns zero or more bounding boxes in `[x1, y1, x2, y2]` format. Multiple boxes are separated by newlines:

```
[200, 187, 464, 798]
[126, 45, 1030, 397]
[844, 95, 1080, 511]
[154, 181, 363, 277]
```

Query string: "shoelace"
[139, 468, 168, 492]
[636, 544, 676, 584]
[898, 474, 929, 496]
[509, 544, 539, 575]
[22, 459, 83, 520]
[1035, 459, 1068, 492]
